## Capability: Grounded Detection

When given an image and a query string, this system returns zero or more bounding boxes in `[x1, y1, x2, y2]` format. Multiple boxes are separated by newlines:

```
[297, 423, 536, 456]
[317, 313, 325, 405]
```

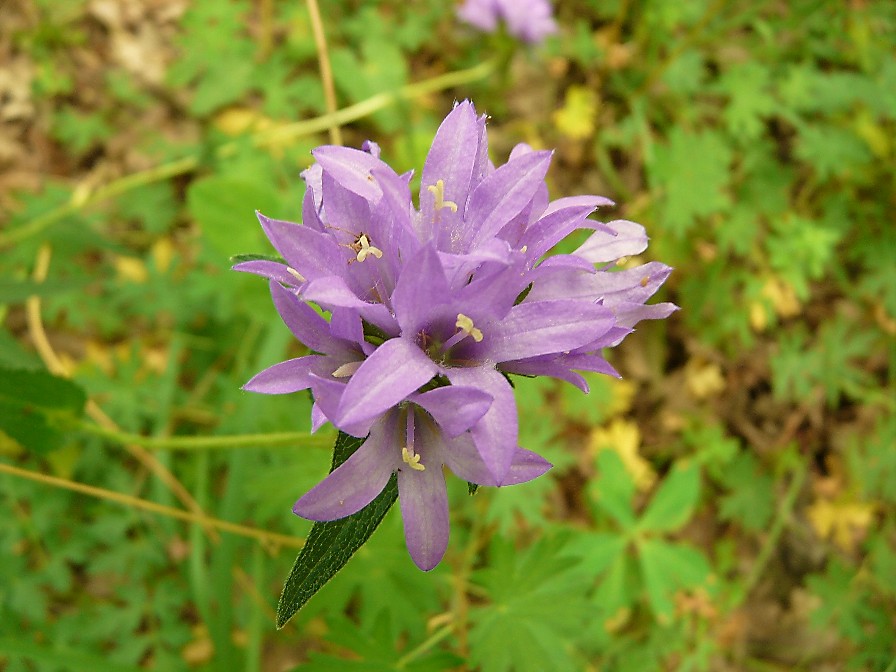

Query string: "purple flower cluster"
[457, 0, 558, 44]
[236, 101, 676, 570]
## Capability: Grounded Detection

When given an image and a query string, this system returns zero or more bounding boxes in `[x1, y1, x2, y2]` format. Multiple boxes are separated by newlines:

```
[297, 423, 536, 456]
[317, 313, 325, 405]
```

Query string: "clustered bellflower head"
[457, 0, 558, 45]
[235, 101, 676, 571]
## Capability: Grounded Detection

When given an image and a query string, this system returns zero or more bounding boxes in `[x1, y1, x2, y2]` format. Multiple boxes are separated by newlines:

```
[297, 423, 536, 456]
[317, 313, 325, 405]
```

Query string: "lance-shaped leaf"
[276, 431, 397, 628]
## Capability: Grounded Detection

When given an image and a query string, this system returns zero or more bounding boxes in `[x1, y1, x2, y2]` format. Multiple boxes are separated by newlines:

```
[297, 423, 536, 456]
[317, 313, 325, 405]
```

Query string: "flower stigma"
[427, 179, 458, 213]
[331, 361, 362, 378]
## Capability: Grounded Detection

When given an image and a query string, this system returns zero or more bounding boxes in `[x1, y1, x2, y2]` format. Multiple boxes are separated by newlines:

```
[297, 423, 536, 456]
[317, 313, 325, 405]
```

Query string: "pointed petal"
[301, 276, 396, 334]
[391, 244, 450, 335]
[232, 260, 298, 286]
[447, 367, 517, 483]
[242, 356, 320, 394]
[478, 300, 615, 362]
[421, 101, 484, 244]
[574, 219, 648, 263]
[293, 418, 398, 521]
[398, 463, 449, 571]
[467, 150, 553, 248]
[437, 430, 499, 486]
[257, 213, 345, 281]
[312, 145, 387, 201]
[412, 386, 493, 437]
[336, 338, 437, 427]
[500, 358, 590, 391]
[270, 281, 341, 353]
[501, 447, 553, 485]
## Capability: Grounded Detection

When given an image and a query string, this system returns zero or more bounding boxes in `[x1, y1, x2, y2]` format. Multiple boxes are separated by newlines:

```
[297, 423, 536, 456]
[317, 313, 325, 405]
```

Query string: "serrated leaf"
[591, 450, 637, 529]
[637, 539, 711, 621]
[187, 177, 283, 258]
[276, 431, 397, 628]
[638, 462, 701, 532]
[0, 367, 86, 454]
[648, 128, 732, 236]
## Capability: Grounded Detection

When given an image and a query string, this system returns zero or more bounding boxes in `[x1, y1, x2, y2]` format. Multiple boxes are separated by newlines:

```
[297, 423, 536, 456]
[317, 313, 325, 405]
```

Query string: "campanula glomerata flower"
[235, 101, 676, 570]
[457, 0, 558, 45]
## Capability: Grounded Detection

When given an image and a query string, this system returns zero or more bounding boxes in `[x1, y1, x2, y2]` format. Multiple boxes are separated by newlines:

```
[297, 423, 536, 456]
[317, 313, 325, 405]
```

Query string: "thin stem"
[26, 245, 221, 541]
[395, 624, 455, 669]
[305, 0, 341, 145]
[0, 61, 495, 249]
[0, 462, 303, 550]
[735, 462, 807, 605]
[78, 419, 334, 452]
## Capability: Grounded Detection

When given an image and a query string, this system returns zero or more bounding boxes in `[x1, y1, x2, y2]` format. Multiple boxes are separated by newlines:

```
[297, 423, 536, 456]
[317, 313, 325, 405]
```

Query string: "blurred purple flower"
[457, 0, 558, 44]
[235, 101, 676, 570]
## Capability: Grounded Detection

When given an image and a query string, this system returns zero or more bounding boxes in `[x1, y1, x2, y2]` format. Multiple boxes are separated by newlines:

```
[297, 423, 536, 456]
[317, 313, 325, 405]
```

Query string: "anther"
[455, 313, 483, 342]
[287, 267, 306, 282]
[427, 179, 458, 213]
[401, 446, 426, 471]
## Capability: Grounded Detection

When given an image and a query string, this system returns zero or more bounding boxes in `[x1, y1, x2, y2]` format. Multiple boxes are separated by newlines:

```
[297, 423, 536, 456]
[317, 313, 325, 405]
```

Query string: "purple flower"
[236, 101, 676, 570]
[458, 0, 558, 44]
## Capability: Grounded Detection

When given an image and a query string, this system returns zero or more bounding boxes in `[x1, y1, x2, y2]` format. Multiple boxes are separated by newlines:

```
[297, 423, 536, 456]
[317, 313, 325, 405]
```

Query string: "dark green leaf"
[276, 431, 397, 628]
[0, 366, 87, 454]
[229, 253, 286, 265]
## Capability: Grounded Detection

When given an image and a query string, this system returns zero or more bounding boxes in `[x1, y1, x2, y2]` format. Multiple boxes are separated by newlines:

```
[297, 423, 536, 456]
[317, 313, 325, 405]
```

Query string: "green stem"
[78, 419, 333, 452]
[0, 59, 496, 249]
[396, 624, 455, 669]
[734, 461, 807, 606]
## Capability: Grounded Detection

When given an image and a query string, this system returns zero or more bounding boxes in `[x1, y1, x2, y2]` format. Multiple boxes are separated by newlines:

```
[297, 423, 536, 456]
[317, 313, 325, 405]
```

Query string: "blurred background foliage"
[1, 0, 894, 670]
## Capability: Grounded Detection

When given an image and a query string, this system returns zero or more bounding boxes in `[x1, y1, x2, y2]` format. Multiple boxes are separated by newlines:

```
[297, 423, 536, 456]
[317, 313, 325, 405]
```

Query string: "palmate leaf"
[276, 431, 397, 629]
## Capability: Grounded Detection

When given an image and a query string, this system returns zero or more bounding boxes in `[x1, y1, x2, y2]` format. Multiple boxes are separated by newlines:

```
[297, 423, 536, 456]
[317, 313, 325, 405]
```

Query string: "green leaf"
[187, 177, 283, 258]
[469, 536, 591, 672]
[0, 366, 87, 454]
[591, 450, 637, 529]
[229, 253, 286, 265]
[637, 539, 711, 622]
[276, 431, 397, 628]
[638, 462, 701, 532]
[0, 637, 143, 672]
[648, 128, 732, 236]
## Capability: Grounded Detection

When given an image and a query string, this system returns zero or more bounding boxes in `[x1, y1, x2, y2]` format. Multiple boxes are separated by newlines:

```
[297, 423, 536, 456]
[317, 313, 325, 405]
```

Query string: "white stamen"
[355, 234, 383, 262]
[287, 267, 305, 282]
[455, 313, 483, 343]
[401, 446, 426, 471]
[427, 179, 458, 213]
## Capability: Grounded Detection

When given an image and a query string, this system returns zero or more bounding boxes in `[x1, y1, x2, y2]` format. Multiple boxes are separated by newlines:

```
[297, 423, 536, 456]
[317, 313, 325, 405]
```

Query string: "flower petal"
[312, 145, 387, 201]
[242, 356, 320, 394]
[231, 260, 298, 286]
[270, 281, 343, 354]
[336, 338, 437, 428]
[398, 461, 449, 571]
[466, 150, 554, 249]
[501, 447, 553, 485]
[478, 300, 615, 362]
[447, 367, 517, 483]
[412, 386, 493, 437]
[574, 219, 648, 263]
[257, 212, 345, 281]
[391, 244, 451, 335]
[293, 416, 398, 521]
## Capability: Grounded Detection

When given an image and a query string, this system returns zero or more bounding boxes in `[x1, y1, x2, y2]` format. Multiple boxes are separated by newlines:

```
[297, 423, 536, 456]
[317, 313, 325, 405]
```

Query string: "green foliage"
[277, 432, 398, 628]
[2, 0, 893, 669]
[0, 367, 86, 454]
